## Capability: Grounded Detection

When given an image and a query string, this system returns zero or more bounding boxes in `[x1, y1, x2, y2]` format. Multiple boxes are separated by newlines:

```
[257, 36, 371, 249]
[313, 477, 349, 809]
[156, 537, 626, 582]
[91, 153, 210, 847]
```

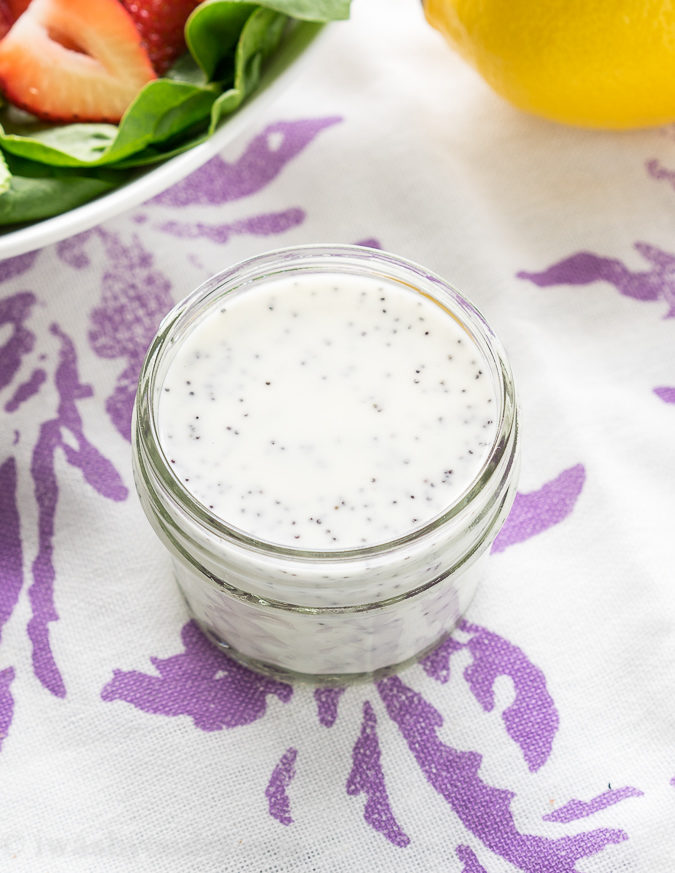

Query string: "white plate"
[0, 21, 326, 260]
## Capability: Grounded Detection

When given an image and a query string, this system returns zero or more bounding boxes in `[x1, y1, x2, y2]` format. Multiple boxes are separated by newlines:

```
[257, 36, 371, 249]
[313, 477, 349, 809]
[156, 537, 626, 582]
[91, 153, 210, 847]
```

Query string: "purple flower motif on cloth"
[1, 291, 37, 720]
[98, 435, 635, 865]
[0, 250, 39, 284]
[421, 619, 558, 773]
[0, 456, 20, 750]
[56, 231, 96, 270]
[419, 635, 465, 685]
[100, 611, 635, 868]
[5, 367, 47, 413]
[346, 701, 411, 848]
[59, 229, 175, 442]
[456, 845, 488, 873]
[28, 324, 128, 697]
[148, 117, 343, 243]
[100, 618, 636, 868]
[492, 464, 586, 554]
[517, 242, 675, 315]
[155, 207, 305, 244]
[0, 291, 38, 392]
[376, 674, 627, 872]
[543, 786, 644, 823]
[653, 386, 675, 404]
[647, 158, 675, 191]
[314, 686, 345, 727]
[518, 242, 675, 401]
[0, 667, 14, 752]
[1, 277, 128, 700]
[101, 620, 293, 730]
[150, 117, 341, 207]
[0, 457, 23, 641]
[266, 747, 298, 826]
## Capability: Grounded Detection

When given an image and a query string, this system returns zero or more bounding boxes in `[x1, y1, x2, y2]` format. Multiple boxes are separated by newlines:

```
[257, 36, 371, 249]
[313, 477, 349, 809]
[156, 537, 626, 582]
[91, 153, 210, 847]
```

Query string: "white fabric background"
[1, 1, 675, 870]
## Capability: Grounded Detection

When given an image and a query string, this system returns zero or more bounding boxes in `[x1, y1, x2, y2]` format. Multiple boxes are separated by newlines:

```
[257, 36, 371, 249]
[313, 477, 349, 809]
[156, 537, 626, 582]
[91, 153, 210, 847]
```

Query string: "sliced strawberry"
[0, 0, 29, 39]
[121, 0, 203, 76]
[7, 0, 31, 17]
[0, 0, 156, 123]
[0, 6, 11, 39]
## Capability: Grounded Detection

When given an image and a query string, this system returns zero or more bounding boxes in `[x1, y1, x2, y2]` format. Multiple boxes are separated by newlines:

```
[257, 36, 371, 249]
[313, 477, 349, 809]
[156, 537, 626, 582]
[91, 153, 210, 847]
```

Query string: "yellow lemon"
[423, 0, 675, 129]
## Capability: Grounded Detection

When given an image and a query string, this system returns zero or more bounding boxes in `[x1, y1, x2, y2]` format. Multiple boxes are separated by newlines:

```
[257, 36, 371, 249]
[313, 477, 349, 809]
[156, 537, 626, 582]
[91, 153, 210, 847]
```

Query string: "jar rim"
[133, 244, 517, 562]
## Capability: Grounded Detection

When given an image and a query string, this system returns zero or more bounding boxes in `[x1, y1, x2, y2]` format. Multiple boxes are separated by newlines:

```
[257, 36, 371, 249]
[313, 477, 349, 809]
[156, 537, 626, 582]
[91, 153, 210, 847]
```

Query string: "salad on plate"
[0, 0, 349, 227]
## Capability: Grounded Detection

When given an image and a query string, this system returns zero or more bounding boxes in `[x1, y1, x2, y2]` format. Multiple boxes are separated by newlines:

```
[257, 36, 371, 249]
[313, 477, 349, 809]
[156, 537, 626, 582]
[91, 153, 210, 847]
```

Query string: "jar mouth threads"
[132, 245, 520, 678]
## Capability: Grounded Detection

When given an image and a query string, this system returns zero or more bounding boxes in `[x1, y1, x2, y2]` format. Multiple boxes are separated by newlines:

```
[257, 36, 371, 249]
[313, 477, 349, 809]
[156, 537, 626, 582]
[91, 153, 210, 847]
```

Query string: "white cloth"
[1, 1, 675, 870]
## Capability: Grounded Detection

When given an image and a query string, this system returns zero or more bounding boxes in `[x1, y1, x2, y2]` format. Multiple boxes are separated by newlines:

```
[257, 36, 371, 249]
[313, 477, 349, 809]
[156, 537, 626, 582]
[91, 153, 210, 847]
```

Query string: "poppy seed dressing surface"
[157, 273, 499, 550]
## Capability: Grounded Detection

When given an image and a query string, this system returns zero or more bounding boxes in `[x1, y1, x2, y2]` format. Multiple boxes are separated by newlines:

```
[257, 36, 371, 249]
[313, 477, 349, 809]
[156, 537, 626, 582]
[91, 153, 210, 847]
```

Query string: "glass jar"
[132, 245, 519, 681]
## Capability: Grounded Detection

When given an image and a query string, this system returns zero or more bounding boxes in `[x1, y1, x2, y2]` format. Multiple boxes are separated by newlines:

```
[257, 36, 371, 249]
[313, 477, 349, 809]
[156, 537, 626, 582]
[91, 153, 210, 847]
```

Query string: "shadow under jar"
[132, 245, 520, 682]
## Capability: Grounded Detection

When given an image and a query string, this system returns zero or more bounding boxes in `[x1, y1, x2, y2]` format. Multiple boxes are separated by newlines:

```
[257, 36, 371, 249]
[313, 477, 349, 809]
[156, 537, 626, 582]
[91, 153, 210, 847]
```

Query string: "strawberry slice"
[0, 8, 11, 39]
[0, 0, 156, 123]
[6, 0, 30, 16]
[0, 0, 29, 39]
[121, 0, 203, 75]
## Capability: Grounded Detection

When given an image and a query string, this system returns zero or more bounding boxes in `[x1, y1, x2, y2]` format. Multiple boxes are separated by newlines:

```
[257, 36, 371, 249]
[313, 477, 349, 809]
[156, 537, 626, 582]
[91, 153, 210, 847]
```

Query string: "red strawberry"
[0, 0, 156, 123]
[0, 0, 30, 39]
[0, 8, 11, 38]
[7, 0, 30, 15]
[121, 0, 203, 76]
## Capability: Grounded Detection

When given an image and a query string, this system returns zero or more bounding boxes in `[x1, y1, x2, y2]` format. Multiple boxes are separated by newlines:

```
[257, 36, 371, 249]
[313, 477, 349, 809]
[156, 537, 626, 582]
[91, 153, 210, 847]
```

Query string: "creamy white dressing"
[157, 271, 498, 550]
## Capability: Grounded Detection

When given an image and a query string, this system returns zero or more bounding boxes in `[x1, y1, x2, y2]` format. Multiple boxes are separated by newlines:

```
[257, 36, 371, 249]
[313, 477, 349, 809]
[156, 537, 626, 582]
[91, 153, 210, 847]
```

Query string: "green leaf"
[0, 80, 219, 168]
[186, 2, 257, 80]
[184, 0, 348, 81]
[0, 109, 118, 163]
[208, 7, 287, 131]
[116, 8, 289, 165]
[248, 0, 349, 20]
[163, 51, 210, 86]
[0, 155, 123, 226]
[0, 150, 10, 197]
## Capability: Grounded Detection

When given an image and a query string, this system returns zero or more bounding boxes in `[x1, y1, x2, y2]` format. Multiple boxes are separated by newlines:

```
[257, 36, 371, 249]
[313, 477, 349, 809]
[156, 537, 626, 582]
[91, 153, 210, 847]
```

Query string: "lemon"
[423, 0, 675, 129]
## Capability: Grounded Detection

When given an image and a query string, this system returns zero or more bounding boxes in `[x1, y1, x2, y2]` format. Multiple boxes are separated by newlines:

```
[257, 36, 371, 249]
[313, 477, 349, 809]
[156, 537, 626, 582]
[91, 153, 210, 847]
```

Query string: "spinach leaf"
[0, 155, 124, 225]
